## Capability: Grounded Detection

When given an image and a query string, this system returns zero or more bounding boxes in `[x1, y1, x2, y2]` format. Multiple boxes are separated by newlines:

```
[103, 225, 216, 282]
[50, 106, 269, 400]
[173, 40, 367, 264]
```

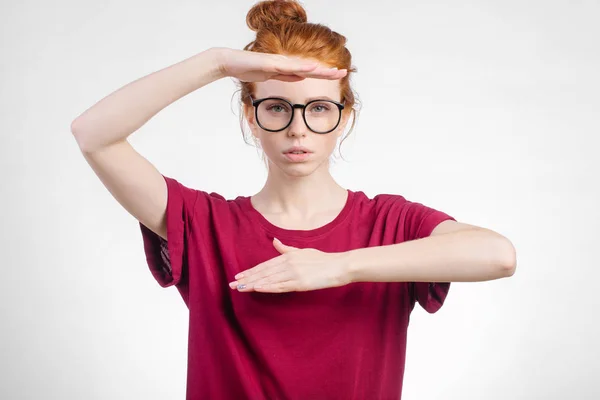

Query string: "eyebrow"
[274, 95, 337, 103]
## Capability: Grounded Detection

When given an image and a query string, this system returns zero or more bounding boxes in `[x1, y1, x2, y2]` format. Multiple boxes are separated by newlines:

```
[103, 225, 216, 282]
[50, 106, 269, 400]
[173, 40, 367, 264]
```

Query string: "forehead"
[254, 78, 341, 102]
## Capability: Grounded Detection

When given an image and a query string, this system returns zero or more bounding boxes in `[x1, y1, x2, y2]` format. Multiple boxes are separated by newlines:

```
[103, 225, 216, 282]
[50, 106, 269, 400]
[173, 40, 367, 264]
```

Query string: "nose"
[287, 108, 307, 137]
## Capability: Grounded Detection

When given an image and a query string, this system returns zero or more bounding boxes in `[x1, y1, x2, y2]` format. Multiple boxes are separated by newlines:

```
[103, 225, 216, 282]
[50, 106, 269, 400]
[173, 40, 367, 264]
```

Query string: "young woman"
[71, 1, 516, 398]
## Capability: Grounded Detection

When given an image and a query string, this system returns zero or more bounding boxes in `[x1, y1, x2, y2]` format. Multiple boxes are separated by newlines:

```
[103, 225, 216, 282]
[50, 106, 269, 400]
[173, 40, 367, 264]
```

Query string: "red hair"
[237, 0, 360, 157]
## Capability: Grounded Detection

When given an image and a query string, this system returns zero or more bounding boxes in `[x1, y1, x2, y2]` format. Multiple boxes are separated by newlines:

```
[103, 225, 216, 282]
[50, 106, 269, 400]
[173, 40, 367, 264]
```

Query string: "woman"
[71, 0, 516, 398]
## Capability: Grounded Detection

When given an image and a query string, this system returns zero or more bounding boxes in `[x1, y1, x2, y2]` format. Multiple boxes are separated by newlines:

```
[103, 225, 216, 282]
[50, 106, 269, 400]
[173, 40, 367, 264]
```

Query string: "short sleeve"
[139, 175, 199, 289]
[404, 200, 456, 314]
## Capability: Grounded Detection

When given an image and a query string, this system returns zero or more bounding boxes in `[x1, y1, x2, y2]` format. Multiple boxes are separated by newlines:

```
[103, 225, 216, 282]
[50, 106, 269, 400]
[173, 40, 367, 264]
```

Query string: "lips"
[283, 146, 312, 162]
[284, 146, 312, 154]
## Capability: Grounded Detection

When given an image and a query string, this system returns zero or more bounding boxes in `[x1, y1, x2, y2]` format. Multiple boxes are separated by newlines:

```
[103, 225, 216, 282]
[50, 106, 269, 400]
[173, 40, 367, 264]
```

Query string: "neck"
[253, 159, 347, 217]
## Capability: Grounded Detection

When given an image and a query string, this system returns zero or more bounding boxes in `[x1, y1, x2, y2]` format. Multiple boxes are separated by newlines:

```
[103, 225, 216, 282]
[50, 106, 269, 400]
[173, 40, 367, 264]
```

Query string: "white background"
[2, 0, 599, 399]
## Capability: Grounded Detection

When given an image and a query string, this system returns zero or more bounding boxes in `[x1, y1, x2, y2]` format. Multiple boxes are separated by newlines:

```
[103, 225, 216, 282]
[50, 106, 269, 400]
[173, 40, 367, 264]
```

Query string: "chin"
[279, 162, 317, 177]
[267, 158, 322, 177]
[285, 167, 317, 178]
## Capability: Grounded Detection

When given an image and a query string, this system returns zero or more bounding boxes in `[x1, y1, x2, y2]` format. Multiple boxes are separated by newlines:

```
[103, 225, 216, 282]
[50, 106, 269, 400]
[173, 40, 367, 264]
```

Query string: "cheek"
[320, 134, 340, 152]
[257, 134, 278, 154]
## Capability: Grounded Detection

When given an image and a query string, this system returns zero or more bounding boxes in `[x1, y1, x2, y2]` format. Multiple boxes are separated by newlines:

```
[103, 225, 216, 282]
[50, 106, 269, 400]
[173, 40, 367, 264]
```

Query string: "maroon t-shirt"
[139, 176, 455, 399]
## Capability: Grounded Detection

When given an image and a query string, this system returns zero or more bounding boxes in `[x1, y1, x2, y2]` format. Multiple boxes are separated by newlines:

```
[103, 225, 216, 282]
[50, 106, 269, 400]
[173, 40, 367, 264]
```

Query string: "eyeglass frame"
[249, 96, 345, 134]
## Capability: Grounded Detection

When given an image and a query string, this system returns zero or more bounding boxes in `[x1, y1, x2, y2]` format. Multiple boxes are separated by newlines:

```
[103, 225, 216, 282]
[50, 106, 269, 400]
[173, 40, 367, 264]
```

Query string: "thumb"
[273, 237, 296, 253]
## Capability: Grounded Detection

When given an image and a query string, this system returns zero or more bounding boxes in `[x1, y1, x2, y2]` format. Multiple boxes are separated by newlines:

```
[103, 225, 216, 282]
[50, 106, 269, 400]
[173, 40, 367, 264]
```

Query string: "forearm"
[71, 47, 225, 152]
[343, 228, 516, 283]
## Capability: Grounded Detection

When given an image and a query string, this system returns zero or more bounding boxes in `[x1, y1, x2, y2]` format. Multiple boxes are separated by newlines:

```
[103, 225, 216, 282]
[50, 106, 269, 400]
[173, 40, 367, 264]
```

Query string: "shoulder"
[351, 190, 410, 213]
[349, 190, 415, 225]
[165, 176, 230, 200]
[351, 189, 455, 239]
[355, 190, 446, 215]
[163, 176, 239, 218]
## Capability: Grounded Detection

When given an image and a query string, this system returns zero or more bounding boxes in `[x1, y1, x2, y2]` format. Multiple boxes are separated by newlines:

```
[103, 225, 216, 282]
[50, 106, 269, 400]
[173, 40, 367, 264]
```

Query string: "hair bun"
[246, 0, 308, 32]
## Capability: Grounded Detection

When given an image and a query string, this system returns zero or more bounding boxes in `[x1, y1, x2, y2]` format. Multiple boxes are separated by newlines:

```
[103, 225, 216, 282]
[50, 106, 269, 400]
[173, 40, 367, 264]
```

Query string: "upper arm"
[79, 140, 169, 239]
[430, 220, 481, 236]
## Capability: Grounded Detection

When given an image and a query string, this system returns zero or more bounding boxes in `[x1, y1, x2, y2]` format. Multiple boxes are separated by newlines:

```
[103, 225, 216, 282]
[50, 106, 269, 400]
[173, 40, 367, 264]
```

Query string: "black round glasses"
[250, 96, 345, 134]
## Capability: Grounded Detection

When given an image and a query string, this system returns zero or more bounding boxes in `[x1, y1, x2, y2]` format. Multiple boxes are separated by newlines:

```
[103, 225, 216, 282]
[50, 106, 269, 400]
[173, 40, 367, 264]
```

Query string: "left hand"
[228, 238, 350, 293]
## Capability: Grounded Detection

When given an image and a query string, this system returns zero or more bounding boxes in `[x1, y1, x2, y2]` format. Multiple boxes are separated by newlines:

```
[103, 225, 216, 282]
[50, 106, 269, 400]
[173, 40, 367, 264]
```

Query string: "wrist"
[337, 250, 358, 285]
[207, 46, 231, 80]
[190, 47, 228, 83]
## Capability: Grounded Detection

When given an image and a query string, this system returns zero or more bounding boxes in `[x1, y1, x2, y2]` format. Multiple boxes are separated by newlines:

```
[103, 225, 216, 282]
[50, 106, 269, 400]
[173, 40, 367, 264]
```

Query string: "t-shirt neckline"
[239, 189, 356, 240]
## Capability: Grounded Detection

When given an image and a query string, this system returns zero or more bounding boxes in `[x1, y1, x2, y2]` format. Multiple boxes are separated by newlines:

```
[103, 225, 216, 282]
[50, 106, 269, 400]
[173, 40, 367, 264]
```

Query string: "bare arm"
[71, 48, 226, 239]
[343, 221, 517, 283]
[71, 46, 344, 240]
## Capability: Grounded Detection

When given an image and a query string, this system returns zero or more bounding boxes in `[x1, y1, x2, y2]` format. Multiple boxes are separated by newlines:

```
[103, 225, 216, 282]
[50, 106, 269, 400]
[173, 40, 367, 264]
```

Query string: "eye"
[309, 103, 331, 113]
[266, 103, 290, 113]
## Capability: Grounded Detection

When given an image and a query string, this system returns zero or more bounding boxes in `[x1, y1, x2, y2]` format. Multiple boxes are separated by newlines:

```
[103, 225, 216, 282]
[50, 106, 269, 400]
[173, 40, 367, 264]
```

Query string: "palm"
[231, 68, 280, 83]
[219, 48, 346, 83]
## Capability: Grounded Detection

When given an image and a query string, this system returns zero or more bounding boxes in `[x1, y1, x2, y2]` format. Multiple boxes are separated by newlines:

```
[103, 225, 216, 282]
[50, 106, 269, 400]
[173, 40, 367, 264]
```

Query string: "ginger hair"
[235, 0, 360, 160]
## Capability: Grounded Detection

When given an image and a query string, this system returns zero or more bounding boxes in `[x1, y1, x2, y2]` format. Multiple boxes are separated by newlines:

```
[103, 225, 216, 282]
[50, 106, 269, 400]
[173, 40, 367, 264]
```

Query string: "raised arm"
[70, 48, 225, 239]
[70, 47, 345, 239]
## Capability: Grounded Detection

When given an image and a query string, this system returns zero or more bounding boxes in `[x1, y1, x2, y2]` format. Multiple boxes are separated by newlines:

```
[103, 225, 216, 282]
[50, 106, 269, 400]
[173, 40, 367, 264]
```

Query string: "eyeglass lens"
[256, 99, 340, 133]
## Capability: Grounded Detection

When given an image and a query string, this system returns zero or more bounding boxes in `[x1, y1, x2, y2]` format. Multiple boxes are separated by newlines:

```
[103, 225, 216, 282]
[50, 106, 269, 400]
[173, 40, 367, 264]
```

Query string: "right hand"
[214, 47, 347, 83]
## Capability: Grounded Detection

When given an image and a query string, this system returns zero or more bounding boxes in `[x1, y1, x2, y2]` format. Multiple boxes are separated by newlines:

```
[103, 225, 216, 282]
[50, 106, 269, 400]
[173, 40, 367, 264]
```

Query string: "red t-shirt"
[139, 176, 455, 399]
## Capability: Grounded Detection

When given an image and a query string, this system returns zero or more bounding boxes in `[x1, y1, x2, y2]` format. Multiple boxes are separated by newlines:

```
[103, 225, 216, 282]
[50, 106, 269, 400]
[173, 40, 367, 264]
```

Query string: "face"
[245, 77, 350, 177]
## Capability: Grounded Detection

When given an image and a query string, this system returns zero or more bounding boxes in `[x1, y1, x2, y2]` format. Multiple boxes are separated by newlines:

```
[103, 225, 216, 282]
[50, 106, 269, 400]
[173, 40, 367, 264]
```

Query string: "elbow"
[70, 116, 85, 138]
[70, 118, 97, 153]
[70, 118, 87, 150]
[476, 229, 517, 279]
[498, 236, 517, 278]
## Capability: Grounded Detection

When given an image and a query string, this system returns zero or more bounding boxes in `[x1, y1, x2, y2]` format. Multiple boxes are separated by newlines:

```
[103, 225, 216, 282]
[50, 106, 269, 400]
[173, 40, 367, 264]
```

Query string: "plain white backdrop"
[1, 0, 599, 399]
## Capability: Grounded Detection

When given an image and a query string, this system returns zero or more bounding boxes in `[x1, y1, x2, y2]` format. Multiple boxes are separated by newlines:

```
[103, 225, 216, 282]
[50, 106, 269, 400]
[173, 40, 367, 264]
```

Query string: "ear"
[244, 104, 259, 139]
[336, 109, 352, 138]
[243, 103, 253, 125]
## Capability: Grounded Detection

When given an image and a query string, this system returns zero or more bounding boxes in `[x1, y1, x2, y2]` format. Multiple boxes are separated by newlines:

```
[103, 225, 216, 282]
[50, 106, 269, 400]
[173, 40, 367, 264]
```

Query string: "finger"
[268, 54, 347, 80]
[269, 55, 318, 73]
[293, 66, 337, 75]
[271, 68, 347, 82]
[231, 271, 293, 292]
[306, 69, 347, 79]
[249, 265, 293, 283]
[296, 68, 348, 80]
[282, 57, 320, 71]
[231, 263, 289, 291]
[246, 270, 295, 292]
[233, 255, 285, 280]
[273, 237, 298, 254]
[265, 53, 347, 77]
[272, 58, 334, 76]
[271, 74, 306, 82]
[254, 279, 295, 293]
[229, 267, 274, 290]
